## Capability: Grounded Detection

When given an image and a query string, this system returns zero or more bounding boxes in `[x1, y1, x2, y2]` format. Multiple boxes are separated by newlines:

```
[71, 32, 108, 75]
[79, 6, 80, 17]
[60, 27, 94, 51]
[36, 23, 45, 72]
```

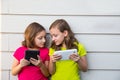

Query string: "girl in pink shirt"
[11, 22, 50, 80]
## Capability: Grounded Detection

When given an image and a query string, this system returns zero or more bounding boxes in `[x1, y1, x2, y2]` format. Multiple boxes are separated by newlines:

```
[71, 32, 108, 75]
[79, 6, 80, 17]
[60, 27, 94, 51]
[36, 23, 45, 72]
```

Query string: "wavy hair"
[49, 19, 79, 50]
[22, 22, 45, 48]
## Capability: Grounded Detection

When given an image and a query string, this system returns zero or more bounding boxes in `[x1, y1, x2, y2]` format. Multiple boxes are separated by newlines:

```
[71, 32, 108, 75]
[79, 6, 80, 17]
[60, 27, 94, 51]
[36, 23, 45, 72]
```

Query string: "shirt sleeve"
[49, 48, 55, 56]
[13, 47, 22, 61]
[45, 49, 50, 61]
[77, 43, 87, 57]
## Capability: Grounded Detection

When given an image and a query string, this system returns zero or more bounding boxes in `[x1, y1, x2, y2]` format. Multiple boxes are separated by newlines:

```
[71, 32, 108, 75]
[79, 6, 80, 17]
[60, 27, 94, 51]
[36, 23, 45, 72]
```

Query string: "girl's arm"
[48, 54, 62, 74]
[49, 56, 56, 75]
[69, 54, 88, 72]
[76, 56, 88, 72]
[30, 55, 50, 77]
[11, 58, 30, 76]
[38, 61, 50, 77]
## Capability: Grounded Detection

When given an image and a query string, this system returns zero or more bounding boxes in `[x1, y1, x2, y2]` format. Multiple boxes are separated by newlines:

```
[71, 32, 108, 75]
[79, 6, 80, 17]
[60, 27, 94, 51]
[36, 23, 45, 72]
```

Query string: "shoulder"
[14, 46, 27, 56]
[15, 46, 27, 52]
[74, 42, 85, 48]
[40, 47, 49, 51]
[75, 42, 87, 56]
[13, 46, 27, 61]
[40, 47, 49, 54]
[49, 48, 55, 56]
[77, 43, 85, 48]
[49, 48, 55, 51]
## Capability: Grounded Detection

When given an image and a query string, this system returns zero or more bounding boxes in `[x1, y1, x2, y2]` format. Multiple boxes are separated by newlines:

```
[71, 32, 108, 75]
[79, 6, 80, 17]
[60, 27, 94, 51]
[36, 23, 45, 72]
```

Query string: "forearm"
[11, 64, 23, 76]
[39, 63, 50, 77]
[77, 57, 88, 72]
[49, 60, 56, 75]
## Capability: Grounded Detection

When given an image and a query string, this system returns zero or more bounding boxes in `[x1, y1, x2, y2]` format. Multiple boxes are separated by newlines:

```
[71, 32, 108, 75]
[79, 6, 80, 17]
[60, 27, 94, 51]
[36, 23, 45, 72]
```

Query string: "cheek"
[34, 40, 38, 45]
[58, 35, 65, 42]
[35, 40, 44, 47]
[56, 36, 61, 40]
[35, 39, 41, 44]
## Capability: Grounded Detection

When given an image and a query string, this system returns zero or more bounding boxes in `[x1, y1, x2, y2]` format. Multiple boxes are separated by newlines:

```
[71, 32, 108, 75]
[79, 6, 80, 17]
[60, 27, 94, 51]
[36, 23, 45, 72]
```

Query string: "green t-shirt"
[49, 43, 87, 80]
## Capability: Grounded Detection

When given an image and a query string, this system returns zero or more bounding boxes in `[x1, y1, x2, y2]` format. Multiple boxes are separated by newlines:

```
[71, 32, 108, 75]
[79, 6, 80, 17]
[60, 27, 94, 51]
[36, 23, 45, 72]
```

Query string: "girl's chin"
[37, 45, 44, 48]
[55, 43, 59, 45]
[55, 43, 61, 46]
[40, 45, 44, 47]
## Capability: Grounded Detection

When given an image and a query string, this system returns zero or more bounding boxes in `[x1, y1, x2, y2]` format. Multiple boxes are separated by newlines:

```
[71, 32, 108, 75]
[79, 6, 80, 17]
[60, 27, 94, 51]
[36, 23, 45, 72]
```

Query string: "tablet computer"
[54, 49, 77, 60]
[25, 50, 40, 61]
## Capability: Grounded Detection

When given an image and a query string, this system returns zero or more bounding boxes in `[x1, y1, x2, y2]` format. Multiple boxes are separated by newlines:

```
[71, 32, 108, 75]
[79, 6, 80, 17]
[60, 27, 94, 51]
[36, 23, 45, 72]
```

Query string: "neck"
[28, 48, 40, 50]
[62, 42, 66, 48]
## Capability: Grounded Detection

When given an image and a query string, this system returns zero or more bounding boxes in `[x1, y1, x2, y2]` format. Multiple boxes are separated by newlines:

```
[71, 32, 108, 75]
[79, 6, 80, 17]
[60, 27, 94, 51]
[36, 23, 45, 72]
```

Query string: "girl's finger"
[37, 55, 40, 60]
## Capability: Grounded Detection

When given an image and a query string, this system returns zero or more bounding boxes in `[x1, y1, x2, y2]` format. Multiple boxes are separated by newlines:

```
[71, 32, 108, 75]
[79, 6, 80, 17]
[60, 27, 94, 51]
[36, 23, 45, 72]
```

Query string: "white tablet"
[54, 49, 77, 60]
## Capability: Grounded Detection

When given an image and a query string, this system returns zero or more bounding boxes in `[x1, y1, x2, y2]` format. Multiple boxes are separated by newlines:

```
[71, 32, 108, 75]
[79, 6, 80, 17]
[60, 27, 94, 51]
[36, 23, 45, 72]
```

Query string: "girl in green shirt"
[49, 19, 88, 80]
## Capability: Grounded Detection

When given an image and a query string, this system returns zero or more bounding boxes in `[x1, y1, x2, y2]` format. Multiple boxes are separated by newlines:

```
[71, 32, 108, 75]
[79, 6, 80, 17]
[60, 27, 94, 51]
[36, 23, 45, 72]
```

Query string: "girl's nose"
[52, 37, 55, 41]
[42, 38, 46, 42]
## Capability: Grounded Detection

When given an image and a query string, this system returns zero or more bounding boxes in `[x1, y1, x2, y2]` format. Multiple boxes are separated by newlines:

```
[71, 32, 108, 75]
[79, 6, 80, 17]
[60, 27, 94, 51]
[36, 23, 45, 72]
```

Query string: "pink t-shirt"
[13, 46, 49, 80]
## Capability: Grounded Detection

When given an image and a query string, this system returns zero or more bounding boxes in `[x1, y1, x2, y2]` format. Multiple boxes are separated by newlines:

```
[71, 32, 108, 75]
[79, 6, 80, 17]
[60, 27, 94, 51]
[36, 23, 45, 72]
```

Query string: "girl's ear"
[64, 30, 68, 37]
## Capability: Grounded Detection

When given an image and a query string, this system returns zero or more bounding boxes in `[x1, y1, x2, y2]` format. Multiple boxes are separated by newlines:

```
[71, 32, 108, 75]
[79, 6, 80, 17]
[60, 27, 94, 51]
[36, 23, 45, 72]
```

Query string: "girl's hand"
[69, 53, 80, 62]
[20, 59, 30, 67]
[30, 55, 43, 67]
[51, 54, 62, 62]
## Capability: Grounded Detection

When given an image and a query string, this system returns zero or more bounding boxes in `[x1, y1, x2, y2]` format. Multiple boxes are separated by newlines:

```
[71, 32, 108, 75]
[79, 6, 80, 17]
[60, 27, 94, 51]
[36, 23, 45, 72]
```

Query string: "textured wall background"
[1, 0, 120, 80]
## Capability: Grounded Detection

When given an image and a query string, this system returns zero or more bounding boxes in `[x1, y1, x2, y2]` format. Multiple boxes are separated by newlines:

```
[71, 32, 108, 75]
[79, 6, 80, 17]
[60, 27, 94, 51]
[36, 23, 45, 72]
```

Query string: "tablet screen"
[25, 50, 40, 61]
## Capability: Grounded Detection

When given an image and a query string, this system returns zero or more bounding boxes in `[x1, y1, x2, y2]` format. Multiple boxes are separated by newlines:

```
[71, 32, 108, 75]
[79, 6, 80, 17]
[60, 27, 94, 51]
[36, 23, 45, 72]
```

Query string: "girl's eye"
[38, 36, 46, 40]
[54, 35, 57, 37]
[38, 37, 42, 40]
[50, 34, 57, 38]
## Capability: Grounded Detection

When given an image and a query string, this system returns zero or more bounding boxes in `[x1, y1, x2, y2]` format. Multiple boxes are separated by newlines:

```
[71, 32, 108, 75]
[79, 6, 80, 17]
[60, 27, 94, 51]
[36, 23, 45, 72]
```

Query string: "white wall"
[1, 0, 120, 80]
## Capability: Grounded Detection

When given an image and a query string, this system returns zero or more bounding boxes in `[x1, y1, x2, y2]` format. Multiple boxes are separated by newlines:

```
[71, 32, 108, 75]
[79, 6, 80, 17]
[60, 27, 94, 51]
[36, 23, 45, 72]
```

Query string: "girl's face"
[34, 30, 46, 48]
[50, 27, 67, 46]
